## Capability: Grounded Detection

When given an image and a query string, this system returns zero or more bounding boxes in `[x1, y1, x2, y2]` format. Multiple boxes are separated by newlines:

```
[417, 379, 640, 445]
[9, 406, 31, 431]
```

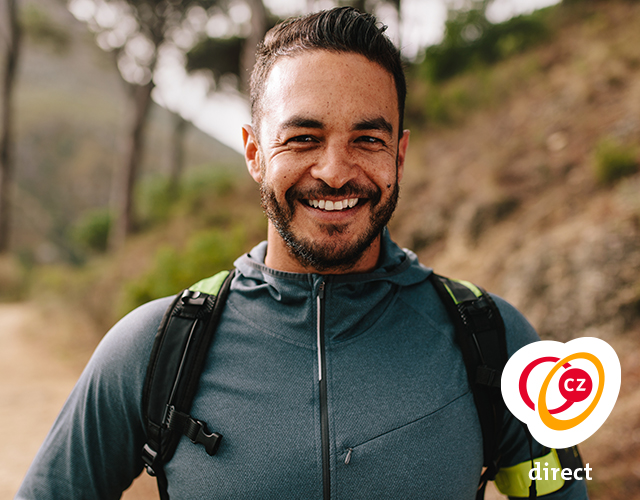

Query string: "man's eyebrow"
[353, 117, 394, 135]
[280, 116, 324, 130]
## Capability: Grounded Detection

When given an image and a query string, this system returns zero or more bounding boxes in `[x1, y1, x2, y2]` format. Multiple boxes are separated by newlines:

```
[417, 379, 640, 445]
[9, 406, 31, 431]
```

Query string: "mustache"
[286, 181, 382, 205]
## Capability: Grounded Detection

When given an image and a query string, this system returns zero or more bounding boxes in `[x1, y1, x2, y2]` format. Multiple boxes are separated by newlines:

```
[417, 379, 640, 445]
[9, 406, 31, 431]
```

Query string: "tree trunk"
[0, 0, 21, 253]
[168, 113, 188, 201]
[241, 0, 268, 93]
[342, 0, 367, 13]
[110, 80, 154, 250]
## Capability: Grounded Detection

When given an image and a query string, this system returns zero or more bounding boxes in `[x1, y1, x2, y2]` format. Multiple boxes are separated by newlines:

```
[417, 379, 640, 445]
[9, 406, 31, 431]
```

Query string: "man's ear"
[396, 129, 410, 183]
[242, 124, 262, 183]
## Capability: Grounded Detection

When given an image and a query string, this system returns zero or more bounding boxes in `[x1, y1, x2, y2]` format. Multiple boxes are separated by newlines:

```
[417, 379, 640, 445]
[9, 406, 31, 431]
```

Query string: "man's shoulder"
[86, 296, 176, 376]
[488, 293, 540, 356]
[397, 272, 540, 356]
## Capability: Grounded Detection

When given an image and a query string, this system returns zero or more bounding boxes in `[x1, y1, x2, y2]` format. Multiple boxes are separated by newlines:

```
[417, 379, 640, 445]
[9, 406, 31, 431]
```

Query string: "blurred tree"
[71, 0, 237, 249]
[185, 0, 269, 93]
[419, 0, 549, 82]
[173, 0, 269, 203]
[168, 112, 188, 201]
[309, 0, 401, 16]
[185, 0, 401, 94]
[71, 0, 272, 249]
[242, 0, 268, 91]
[0, 0, 22, 253]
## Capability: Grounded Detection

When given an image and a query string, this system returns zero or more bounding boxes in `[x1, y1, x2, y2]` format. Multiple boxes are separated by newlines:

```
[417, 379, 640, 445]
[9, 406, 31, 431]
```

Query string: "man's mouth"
[305, 198, 360, 211]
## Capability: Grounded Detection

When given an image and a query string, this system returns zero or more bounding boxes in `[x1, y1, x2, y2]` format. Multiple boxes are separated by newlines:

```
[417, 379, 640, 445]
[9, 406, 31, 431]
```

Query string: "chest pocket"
[333, 391, 483, 500]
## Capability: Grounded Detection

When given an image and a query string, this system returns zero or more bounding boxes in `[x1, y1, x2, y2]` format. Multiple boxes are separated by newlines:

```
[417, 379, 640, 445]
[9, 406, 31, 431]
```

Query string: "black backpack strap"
[141, 269, 235, 500]
[428, 273, 508, 499]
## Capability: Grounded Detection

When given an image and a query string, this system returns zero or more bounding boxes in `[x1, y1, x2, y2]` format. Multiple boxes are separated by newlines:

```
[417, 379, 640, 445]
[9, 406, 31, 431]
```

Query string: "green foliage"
[186, 37, 244, 84]
[593, 138, 639, 185]
[418, 8, 550, 83]
[179, 167, 238, 204]
[136, 175, 176, 227]
[21, 4, 71, 53]
[71, 209, 113, 254]
[136, 167, 240, 227]
[120, 226, 246, 313]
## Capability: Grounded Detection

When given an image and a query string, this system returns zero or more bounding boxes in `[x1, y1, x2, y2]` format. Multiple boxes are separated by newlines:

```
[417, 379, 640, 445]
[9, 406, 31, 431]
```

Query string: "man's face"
[243, 50, 409, 273]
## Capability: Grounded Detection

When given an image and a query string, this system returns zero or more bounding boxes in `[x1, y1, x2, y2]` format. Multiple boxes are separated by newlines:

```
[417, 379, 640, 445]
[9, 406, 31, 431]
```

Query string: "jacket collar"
[231, 229, 432, 345]
[234, 228, 431, 289]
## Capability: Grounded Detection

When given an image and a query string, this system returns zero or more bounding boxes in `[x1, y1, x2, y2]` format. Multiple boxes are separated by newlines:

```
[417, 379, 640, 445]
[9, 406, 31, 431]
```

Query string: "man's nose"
[309, 143, 359, 189]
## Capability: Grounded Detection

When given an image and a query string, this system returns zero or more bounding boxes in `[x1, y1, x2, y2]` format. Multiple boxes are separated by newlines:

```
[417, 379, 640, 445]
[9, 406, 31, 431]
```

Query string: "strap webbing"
[142, 269, 235, 500]
[428, 273, 508, 500]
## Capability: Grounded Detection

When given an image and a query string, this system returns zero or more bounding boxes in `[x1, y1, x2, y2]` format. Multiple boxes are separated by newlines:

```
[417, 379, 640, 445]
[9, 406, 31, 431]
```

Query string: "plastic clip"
[189, 419, 223, 456]
[181, 289, 206, 306]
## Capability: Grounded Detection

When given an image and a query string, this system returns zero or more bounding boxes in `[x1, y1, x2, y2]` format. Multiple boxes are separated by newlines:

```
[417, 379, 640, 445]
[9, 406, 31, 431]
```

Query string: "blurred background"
[0, 0, 638, 498]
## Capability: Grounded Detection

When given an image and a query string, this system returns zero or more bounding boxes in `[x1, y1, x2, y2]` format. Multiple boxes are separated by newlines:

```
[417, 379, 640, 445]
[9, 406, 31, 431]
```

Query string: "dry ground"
[0, 302, 157, 499]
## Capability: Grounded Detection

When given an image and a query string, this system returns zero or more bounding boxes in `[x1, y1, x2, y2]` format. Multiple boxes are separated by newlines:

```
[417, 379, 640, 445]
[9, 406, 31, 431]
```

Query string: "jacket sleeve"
[493, 295, 590, 500]
[15, 297, 173, 500]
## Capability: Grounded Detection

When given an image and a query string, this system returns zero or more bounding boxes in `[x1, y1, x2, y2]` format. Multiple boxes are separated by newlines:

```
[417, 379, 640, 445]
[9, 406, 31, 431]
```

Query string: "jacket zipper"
[317, 281, 330, 500]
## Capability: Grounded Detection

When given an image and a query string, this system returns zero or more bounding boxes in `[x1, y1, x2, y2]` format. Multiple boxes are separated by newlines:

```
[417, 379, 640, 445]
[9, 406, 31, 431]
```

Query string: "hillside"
[390, 1, 639, 497]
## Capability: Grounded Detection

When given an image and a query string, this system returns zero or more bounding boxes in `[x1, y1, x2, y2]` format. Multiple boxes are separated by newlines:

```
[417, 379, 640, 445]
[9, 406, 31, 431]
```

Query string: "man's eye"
[357, 136, 385, 146]
[288, 135, 316, 144]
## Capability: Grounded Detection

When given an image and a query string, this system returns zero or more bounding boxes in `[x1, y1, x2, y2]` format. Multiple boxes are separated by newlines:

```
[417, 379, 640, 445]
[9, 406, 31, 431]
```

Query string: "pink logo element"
[519, 357, 574, 414]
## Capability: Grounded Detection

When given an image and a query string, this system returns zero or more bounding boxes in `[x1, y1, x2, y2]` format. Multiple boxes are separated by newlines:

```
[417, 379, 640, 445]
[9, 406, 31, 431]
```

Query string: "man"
[17, 8, 588, 500]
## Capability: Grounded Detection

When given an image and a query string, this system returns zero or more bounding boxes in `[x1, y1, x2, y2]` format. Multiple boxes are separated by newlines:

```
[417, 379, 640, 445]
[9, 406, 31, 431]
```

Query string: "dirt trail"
[0, 302, 156, 499]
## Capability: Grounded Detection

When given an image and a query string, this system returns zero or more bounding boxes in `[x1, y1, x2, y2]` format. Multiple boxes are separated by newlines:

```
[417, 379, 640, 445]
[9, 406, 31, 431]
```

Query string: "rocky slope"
[391, 2, 640, 496]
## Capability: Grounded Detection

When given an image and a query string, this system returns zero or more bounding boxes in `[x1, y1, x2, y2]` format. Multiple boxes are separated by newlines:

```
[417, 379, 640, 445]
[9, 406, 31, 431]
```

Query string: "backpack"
[141, 270, 508, 500]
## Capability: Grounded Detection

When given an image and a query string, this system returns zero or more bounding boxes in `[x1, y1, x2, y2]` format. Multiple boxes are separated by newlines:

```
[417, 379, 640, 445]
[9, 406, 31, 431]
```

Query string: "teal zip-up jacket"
[17, 231, 588, 499]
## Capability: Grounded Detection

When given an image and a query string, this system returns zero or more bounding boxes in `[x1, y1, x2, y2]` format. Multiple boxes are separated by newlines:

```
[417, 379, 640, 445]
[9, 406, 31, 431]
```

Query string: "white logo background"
[501, 337, 621, 449]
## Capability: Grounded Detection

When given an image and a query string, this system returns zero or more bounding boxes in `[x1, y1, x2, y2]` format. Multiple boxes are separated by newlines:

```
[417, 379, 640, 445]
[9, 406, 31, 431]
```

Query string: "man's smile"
[305, 198, 360, 211]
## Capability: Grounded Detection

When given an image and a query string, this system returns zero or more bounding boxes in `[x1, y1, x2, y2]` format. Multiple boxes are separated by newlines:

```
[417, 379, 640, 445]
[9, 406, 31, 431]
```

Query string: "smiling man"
[17, 7, 588, 500]
[243, 47, 409, 274]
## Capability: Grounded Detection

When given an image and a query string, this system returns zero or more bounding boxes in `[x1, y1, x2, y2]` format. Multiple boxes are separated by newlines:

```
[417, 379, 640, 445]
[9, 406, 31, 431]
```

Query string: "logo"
[501, 337, 621, 449]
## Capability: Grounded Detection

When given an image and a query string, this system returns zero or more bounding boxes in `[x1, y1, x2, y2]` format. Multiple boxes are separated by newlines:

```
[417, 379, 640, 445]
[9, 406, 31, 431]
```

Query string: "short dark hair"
[250, 7, 406, 138]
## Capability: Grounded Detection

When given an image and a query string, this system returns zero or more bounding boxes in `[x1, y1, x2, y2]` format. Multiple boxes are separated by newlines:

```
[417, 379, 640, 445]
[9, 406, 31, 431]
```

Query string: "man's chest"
[163, 309, 484, 499]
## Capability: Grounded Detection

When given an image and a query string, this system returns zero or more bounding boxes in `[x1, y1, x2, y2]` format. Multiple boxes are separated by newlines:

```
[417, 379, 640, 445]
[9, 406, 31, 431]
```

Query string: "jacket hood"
[234, 228, 432, 289]
[231, 229, 433, 345]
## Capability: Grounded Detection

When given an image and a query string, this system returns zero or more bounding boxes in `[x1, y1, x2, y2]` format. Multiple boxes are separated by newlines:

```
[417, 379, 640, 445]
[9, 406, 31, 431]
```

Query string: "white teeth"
[307, 198, 359, 211]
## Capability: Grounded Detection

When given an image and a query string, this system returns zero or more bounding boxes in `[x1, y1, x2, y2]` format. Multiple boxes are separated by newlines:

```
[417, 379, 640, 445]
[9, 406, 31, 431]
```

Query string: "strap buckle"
[186, 419, 223, 456]
[166, 405, 223, 457]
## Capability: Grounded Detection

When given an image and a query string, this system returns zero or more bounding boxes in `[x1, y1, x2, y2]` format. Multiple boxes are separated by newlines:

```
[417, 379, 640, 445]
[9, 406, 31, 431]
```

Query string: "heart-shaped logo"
[501, 337, 621, 448]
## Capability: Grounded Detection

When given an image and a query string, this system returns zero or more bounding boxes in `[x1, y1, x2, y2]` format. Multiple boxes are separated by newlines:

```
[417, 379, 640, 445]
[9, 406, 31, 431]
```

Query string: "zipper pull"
[318, 281, 325, 299]
[345, 448, 353, 465]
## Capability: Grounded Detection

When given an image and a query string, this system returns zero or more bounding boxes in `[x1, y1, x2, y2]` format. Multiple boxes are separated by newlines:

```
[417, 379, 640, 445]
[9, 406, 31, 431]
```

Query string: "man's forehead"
[257, 50, 399, 135]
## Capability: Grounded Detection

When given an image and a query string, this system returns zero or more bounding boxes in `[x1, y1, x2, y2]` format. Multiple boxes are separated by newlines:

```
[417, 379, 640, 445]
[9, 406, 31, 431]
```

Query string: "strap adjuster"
[476, 365, 501, 388]
[142, 443, 159, 476]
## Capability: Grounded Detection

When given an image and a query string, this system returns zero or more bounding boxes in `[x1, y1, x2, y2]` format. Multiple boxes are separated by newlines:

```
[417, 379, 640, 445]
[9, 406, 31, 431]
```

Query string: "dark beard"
[260, 175, 399, 273]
